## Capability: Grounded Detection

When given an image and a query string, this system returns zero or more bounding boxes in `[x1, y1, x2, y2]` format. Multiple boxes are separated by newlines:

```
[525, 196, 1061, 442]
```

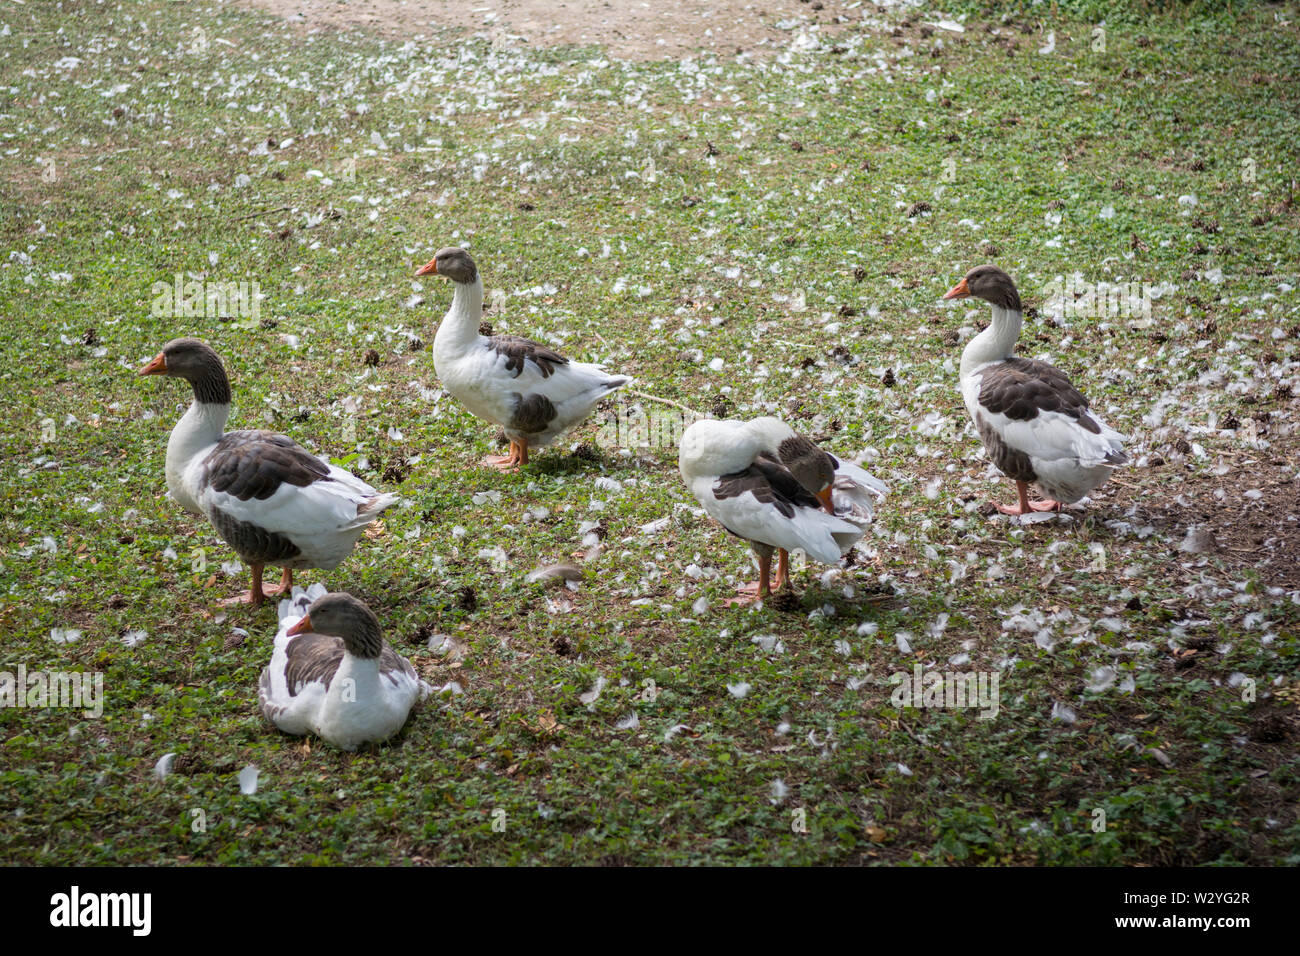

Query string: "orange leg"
[222, 563, 285, 607]
[773, 549, 790, 590]
[728, 551, 773, 606]
[266, 567, 292, 597]
[484, 438, 529, 471]
[994, 480, 1064, 516]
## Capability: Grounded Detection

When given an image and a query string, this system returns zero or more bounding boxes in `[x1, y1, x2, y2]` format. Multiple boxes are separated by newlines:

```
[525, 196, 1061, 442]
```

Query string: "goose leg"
[773, 549, 791, 590]
[222, 563, 281, 607]
[994, 481, 1063, 516]
[728, 550, 773, 605]
[265, 567, 293, 597]
[484, 439, 522, 471]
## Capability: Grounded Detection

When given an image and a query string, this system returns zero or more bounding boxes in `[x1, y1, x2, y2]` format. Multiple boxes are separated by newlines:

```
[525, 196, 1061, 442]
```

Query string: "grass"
[0, 0, 1298, 865]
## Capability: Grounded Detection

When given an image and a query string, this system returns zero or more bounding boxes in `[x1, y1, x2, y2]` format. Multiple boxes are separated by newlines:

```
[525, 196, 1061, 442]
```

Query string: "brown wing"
[978, 357, 1101, 433]
[203, 431, 333, 500]
[282, 633, 344, 696]
[488, 335, 570, 379]
[378, 643, 419, 687]
[713, 453, 821, 520]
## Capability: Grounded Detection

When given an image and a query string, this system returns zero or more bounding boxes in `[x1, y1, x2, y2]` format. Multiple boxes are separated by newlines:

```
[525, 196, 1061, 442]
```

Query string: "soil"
[234, 0, 877, 60]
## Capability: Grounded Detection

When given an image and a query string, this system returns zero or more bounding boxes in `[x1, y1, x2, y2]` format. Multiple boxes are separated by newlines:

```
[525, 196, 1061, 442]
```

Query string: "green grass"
[1, 0, 1298, 865]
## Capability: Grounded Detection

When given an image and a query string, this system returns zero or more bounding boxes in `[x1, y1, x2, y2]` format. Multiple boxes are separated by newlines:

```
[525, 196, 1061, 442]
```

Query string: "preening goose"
[138, 338, 398, 606]
[943, 266, 1128, 515]
[417, 247, 630, 470]
[745, 416, 889, 524]
[259, 587, 428, 751]
[679, 416, 884, 603]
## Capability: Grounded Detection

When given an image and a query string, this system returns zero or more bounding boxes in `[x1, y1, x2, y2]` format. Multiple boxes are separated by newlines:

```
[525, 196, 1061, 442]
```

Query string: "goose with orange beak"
[259, 587, 428, 751]
[138, 338, 398, 607]
[944, 265, 1128, 517]
[416, 246, 630, 471]
[678, 416, 884, 604]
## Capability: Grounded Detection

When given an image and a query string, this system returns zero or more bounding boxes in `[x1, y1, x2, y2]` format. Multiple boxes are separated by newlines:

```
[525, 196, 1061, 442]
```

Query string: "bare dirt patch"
[233, 0, 877, 60]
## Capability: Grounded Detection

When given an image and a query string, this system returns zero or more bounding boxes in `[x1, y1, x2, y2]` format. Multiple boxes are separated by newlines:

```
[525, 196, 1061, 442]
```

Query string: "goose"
[417, 247, 630, 470]
[943, 265, 1128, 516]
[259, 586, 429, 751]
[679, 416, 885, 603]
[138, 338, 398, 607]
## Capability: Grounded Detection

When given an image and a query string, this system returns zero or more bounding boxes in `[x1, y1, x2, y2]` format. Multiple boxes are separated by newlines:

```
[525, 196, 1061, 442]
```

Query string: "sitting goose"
[138, 338, 398, 606]
[943, 265, 1128, 515]
[679, 416, 884, 603]
[417, 246, 630, 470]
[259, 587, 429, 751]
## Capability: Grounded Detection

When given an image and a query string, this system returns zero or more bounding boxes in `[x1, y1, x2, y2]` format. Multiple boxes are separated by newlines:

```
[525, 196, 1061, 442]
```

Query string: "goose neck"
[434, 278, 485, 352]
[961, 304, 1023, 379]
[165, 400, 229, 510]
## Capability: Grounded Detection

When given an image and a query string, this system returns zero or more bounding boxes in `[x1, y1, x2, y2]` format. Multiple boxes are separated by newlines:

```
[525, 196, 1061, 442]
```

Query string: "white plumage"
[140, 339, 397, 605]
[961, 369, 1126, 503]
[419, 246, 629, 468]
[259, 585, 429, 751]
[679, 417, 881, 599]
[944, 265, 1128, 515]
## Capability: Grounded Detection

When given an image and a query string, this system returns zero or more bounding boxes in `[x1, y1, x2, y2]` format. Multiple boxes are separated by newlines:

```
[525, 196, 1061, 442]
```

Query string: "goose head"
[286, 592, 384, 660]
[746, 417, 836, 513]
[776, 434, 836, 513]
[138, 338, 232, 405]
[943, 265, 1022, 312]
[415, 247, 478, 285]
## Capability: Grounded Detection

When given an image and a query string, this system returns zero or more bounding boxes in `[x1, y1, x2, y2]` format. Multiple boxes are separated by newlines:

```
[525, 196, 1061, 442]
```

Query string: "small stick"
[626, 389, 705, 418]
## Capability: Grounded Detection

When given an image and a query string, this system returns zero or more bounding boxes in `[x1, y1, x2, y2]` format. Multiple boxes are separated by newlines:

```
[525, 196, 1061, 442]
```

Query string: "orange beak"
[137, 352, 167, 376]
[415, 258, 439, 277]
[816, 487, 835, 515]
[286, 614, 312, 636]
[942, 277, 971, 300]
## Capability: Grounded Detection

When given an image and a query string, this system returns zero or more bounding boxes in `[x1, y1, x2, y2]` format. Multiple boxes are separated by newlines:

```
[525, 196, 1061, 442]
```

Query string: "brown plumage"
[977, 357, 1102, 432]
[509, 391, 558, 433]
[488, 335, 570, 379]
[713, 454, 821, 522]
[203, 431, 333, 500]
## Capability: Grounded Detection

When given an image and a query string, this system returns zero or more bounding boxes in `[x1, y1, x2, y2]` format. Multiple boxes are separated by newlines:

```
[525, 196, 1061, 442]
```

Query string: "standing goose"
[138, 338, 398, 606]
[679, 417, 884, 603]
[943, 265, 1128, 515]
[417, 246, 630, 470]
[259, 588, 428, 751]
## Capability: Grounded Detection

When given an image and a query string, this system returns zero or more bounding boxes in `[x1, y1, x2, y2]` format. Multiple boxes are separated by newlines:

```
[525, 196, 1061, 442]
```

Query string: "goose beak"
[816, 487, 836, 514]
[286, 614, 312, 636]
[942, 278, 971, 300]
[137, 353, 167, 376]
[415, 258, 439, 277]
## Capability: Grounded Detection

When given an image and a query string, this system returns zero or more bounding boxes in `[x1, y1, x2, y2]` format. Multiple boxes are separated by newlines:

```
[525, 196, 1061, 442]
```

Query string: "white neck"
[165, 400, 229, 512]
[960, 304, 1022, 379]
[432, 277, 484, 355]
